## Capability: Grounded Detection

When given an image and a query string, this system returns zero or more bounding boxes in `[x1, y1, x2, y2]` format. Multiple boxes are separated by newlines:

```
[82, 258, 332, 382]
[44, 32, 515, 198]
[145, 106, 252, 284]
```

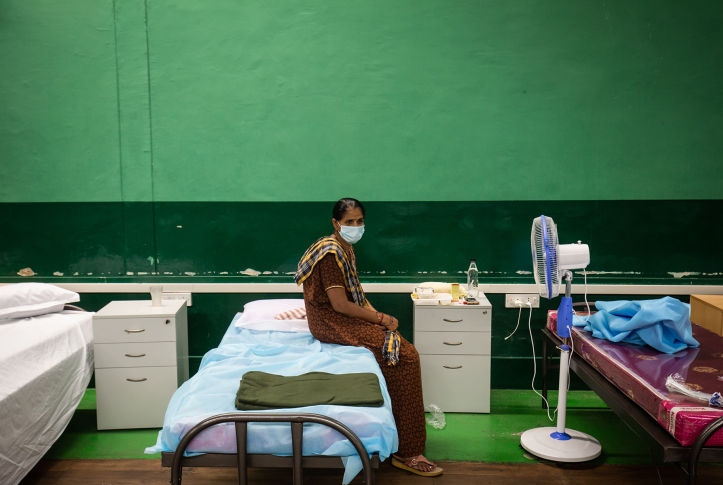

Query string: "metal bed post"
[686, 416, 723, 485]
[541, 337, 549, 408]
[170, 413, 374, 485]
[291, 422, 303, 485]
[235, 422, 247, 485]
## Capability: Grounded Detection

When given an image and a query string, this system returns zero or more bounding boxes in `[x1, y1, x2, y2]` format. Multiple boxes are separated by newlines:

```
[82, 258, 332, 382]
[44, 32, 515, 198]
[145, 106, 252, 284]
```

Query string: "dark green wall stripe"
[2, 201, 721, 284]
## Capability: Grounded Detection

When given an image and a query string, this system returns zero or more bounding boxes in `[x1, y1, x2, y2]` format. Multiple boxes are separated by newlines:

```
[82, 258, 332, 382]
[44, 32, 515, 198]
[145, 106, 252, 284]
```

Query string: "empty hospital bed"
[146, 300, 397, 484]
[542, 305, 723, 485]
[0, 305, 94, 485]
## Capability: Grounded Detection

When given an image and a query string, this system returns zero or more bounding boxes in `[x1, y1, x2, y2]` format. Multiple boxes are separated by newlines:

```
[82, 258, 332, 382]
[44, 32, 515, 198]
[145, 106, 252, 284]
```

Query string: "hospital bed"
[541, 305, 723, 485]
[147, 302, 397, 484]
[0, 306, 94, 485]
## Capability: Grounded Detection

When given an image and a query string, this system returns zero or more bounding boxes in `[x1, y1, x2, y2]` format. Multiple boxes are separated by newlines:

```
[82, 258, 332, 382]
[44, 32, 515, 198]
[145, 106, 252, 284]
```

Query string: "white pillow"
[235, 299, 310, 333]
[236, 318, 310, 333]
[235, 299, 306, 324]
[0, 283, 80, 320]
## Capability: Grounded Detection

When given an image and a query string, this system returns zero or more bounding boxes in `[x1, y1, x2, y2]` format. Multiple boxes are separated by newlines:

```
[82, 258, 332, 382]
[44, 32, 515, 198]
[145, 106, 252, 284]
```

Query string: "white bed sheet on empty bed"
[146, 313, 398, 484]
[0, 310, 94, 485]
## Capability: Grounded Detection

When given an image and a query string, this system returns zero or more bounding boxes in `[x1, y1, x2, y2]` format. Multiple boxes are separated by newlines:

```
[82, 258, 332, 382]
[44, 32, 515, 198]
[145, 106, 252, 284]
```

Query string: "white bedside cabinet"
[413, 297, 492, 413]
[93, 300, 189, 430]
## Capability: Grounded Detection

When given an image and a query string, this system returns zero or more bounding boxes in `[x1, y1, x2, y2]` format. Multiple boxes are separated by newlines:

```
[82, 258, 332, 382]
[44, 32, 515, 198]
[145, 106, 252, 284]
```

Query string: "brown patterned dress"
[303, 251, 427, 457]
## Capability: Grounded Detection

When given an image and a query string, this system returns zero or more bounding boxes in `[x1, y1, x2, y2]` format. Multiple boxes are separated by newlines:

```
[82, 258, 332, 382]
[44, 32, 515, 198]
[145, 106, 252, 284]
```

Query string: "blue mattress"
[146, 314, 398, 483]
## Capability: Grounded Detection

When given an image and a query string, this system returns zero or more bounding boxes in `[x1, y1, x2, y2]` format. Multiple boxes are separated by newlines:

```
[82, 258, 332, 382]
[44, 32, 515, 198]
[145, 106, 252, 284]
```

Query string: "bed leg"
[291, 422, 303, 485]
[687, 416, 723, 485]
[542, 337, 549, 409]
[235, 422, 248, 485]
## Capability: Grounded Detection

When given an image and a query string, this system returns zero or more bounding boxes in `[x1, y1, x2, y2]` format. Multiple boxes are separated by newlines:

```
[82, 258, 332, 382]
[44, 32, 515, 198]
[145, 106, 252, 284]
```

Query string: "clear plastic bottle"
[467, 259, 479, 300]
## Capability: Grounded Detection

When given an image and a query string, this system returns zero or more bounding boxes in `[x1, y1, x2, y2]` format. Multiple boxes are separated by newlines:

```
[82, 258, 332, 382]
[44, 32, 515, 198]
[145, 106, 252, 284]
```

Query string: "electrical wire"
[573, 269, 592, 324]
[569, 325, 574, 354]
[566, 325, 575, 391]
[526, 302, 559, 422]
[504, 302, 524, 340]
[511, 301, 576, 422]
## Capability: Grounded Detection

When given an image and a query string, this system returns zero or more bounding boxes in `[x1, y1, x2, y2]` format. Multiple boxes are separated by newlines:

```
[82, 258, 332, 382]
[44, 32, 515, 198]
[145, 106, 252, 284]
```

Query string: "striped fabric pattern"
[274, 307, 307, 320]
[382, 331, 401, 366]
[294, 236, 368, 308]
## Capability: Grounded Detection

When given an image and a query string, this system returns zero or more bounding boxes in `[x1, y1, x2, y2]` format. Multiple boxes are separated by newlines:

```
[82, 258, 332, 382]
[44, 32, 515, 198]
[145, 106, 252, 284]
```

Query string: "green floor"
[47, 389, 657, 465]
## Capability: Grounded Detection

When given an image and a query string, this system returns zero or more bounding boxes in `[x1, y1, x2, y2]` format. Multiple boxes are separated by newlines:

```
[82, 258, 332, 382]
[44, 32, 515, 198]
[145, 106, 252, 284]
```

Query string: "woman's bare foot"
[392, 454, 441, 474]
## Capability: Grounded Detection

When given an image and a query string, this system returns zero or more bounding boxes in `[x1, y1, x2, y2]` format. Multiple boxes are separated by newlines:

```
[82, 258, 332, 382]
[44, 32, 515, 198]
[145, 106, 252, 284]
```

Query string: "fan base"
[520, 427, 601, 462]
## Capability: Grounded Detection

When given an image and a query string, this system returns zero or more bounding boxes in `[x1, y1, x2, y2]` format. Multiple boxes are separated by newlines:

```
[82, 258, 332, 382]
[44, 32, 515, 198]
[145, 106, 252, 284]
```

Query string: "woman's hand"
[383, 314, 399, 332]
[326, 287, 399, 329]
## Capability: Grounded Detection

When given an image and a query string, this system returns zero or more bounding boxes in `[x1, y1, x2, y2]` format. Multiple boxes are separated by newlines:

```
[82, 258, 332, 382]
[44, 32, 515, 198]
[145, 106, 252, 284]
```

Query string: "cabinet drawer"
[94, 317, 176, 343]
[95, 366, 178, 429]
[420, 355, 490, 413]
[414, 308, 490, 332]
[415, 331, 490, 355]
[95, 342, 177, 368]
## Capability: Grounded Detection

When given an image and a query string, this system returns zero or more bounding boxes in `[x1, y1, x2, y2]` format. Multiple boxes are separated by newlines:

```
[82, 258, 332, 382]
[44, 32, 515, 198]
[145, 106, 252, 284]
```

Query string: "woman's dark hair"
[333, 198, 365, 220]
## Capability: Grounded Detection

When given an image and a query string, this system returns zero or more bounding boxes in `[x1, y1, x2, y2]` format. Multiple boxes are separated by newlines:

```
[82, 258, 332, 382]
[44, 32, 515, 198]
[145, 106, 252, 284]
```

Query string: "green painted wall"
[0, 0, 121, 202]
[2, 1, 723, 202]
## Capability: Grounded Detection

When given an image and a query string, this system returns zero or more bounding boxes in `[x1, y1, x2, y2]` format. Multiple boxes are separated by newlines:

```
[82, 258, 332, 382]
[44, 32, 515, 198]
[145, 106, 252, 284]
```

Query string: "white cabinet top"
[414, 295, 492, 310]
[95, 300, 187, 318]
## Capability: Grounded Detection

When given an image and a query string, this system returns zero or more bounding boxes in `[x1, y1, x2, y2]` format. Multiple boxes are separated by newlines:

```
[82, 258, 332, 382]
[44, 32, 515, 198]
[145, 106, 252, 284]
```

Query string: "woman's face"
[333, 207, 364, 231]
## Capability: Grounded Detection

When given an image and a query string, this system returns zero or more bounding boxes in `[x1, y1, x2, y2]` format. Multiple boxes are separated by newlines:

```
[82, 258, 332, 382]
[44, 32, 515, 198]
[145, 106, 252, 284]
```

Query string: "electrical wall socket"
[505, 294, 540, 308]
[162, 292, 192, 307]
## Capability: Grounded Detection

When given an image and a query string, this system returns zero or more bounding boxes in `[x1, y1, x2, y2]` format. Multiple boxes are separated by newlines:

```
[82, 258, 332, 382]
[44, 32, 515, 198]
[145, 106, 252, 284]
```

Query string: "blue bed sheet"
[145, 314, 398, 484]
[573, 297, 699, 354]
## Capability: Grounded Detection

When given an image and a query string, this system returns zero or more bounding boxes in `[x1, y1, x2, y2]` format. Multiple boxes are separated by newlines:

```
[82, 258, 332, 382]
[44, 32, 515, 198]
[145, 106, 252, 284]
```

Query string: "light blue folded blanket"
[573, 297, 699, 354]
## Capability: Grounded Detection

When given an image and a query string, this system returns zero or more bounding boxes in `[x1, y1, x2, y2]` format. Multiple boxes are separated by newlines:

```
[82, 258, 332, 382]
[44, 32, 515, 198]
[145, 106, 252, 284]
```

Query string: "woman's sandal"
[391, 454, 443, 477]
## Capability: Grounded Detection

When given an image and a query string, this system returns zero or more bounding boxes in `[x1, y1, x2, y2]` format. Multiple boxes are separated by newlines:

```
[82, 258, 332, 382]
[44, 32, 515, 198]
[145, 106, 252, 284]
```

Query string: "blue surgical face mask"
[338, 224, 365, 244]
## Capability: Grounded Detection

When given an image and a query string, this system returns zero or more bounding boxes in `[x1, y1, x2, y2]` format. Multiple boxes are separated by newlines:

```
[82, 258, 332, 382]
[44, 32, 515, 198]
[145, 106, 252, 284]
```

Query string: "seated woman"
[294, 198, 442, 477]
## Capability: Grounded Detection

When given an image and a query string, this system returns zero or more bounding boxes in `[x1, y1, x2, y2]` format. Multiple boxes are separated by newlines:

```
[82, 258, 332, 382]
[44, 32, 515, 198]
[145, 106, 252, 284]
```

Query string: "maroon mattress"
[547, 311, 723, 447]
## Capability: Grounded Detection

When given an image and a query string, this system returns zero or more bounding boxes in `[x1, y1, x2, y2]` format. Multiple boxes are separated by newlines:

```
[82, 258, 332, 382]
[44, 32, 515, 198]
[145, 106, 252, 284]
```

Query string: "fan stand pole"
[520, 272, 602, 462]
[554, 342, 570, 436]
[554, 271, 574, 438]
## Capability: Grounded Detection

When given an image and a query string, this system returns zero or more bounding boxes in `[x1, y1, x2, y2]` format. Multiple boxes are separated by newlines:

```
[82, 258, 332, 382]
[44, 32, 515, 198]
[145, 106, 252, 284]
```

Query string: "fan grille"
[531, 215, 560, 299]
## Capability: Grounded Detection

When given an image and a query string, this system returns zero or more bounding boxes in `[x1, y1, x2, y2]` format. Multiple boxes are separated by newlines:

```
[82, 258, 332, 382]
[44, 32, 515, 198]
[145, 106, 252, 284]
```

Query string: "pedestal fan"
[519, 215, 602, 462]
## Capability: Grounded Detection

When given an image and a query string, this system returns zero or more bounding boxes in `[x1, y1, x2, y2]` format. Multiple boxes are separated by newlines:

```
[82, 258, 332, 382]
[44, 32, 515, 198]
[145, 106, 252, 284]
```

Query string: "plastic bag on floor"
[425, 404, 446, 429]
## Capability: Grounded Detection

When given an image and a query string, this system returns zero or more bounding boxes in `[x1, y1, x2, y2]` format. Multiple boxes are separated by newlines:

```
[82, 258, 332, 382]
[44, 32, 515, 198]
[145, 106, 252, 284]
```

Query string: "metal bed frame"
[541, 325, 723, 485]
[162, 412, 378, 485]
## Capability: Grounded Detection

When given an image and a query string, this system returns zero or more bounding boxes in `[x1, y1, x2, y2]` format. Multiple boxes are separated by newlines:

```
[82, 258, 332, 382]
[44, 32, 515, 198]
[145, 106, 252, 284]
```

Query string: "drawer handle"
[443, 365, 463, 369]
[443, 342, 463, 346]
[126, 378, 147, 382]
[125, 353, 146, 357]
[125, 329, 145, 333]
[443, 319, 463, 323]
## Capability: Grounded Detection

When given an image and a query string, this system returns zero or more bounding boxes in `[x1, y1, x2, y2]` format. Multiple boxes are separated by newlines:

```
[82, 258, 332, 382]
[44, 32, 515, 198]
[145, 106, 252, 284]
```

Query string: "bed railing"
[170, 412, 374, 485]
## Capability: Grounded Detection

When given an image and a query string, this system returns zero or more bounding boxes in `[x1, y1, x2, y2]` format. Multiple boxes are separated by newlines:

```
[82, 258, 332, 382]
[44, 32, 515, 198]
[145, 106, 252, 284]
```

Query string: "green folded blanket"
[235, 371, 384, 411]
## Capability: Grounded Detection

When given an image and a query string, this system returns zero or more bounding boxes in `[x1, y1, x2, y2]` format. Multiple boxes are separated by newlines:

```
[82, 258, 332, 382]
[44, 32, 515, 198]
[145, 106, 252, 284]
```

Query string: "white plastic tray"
[411, 293, 454, 305]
